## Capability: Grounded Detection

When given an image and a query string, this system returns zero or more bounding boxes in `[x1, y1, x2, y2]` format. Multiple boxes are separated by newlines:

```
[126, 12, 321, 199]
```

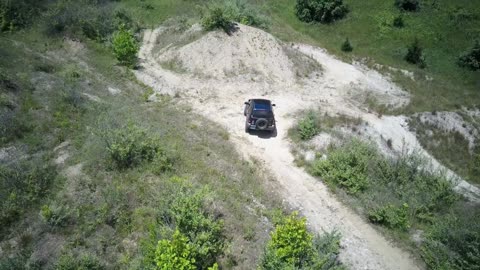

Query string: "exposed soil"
[135, 24, 480, 269]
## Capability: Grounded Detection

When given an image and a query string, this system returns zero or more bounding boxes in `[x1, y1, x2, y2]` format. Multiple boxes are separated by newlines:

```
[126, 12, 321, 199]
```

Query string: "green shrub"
[405, 38, 426, 68]
[104, 124, 161, 169]
[298, 113, 318, 140]
[368, 203, 410, 230]
[0, 162, 57, 229]
[458, 41, 480, 71]
[261, 212, 313, 268]
[0, 0, 41, 32]
[295, 0, 349, 24]
[341, 38, 353, 52]
[202, 7, 235, 34]
[311, 140, 374, 194]
[112, 26, 139, 67]
[421, 209, 480, 270]
[155, 230, 196, 270]
[260, 212, 344, 270]
[171, 192, 224, 269]
[395, 0, 420, 12]
[40, 204, 70, 227]
[393, 15, 404, 27]
[202, 1, 268, 33]
[55, 254, 104, 270]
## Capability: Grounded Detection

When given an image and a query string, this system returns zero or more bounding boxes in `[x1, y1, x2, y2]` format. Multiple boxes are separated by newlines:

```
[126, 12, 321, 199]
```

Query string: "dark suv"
[244, 99, 276, 133]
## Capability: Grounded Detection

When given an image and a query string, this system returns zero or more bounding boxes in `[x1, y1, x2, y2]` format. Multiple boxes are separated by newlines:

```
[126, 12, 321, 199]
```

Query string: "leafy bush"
[112, 26, 139, 67]
[311, 140, 374, 194]
[0, 0, 41, 32]
[202, 7, 235, 34]
[395, 0, 420, 12]
[298, 113, 318, 140]
[421, 209, 480, 270]
[104, 124, 162, 169]
[171, 192, 224, 269]
[202, 1, 268, 33]
[266, 212, 313, 267]
[44, 1, 136, 42]
[40, 203, 71, 227]
[155, 230, 196, 270]
[0, 161, 57, 229]
[405, 38, 426, 68]
[368, 203, 410, 230]
[295, 0, 349, 24]
[260, 212, 344, 269]
[458, 41, 480, 71]
[393, 15, 404, 27]
[55, 254, 104, 270]
[341, 38, 353, 52]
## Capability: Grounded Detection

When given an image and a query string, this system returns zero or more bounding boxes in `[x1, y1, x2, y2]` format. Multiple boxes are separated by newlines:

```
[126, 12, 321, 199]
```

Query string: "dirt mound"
[157, 24, 295, 82]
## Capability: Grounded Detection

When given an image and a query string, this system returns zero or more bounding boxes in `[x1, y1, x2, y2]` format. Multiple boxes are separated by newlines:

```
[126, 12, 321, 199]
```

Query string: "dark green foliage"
[0, 161, 57, 231]
[405, 38, 426, 68]
[104, 124, 162, 169]
[421, 208, 480, 270]
[202, 7, 235, 34]
[202, 0, 268, 33]
[0, 0, 43, 32]
[44, 1, 136, 42]
[368, 203, 410, 230]
[341, 38, 353, 52]
[55, 254, 105, 270]
[259, 213, 344, 270]
[298, 112, 318, 140]
[295, 0, 348, 24]
[395, 0, 420, 12]
[311, 140, 374, 194]
[393, 15, 404, 27]
[458, 41, 480, 71]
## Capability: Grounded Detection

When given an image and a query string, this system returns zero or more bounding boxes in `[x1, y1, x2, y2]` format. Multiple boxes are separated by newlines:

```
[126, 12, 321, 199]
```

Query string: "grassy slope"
[261, 0, 480, 113]
[0, 2, 285, 268]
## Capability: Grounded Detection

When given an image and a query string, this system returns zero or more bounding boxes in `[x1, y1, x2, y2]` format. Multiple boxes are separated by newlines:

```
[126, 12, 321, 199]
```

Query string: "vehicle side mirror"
[244, 102, 249, 105]
[272, 104, 276, 107]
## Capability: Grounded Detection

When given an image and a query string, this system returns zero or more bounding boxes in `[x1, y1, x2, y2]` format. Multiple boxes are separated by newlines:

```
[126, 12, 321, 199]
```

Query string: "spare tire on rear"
[256, 118, 268, 130]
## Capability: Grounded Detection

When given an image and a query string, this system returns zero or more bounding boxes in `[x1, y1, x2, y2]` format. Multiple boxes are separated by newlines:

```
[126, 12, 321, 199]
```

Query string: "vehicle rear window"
[254, 103, 270, 110]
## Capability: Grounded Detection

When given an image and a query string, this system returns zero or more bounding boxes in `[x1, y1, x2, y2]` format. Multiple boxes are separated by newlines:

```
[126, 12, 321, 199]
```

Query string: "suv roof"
[251, 99, 272, 111]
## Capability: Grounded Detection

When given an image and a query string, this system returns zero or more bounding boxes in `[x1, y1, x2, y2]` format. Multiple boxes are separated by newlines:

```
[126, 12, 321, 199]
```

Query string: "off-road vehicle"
[244, 99, 276, 133]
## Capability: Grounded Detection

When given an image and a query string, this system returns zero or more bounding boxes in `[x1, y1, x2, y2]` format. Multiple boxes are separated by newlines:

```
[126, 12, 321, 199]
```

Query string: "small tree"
[201, 7, 234, 34]
[341, 38, 353, 52]
[458, 41, 480, 71]
[155, 230, 196, 270]
[295, 0, 348, 24]
[112, 26, 139, 68]
[405, 38, 426, 68]
[395, 0, 420, 12]
[263, 212, 313, 268]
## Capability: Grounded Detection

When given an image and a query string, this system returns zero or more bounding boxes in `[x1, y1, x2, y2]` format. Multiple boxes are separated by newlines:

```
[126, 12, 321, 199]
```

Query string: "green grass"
[261, 0, 480, 113]
[306, 139, 478, 269]
[410, 115, 480, 185]
[0, 9, 284, 268]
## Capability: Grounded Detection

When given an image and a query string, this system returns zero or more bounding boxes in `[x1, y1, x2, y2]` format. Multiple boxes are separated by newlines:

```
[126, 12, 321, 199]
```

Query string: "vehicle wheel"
[256, 118, 268, 130]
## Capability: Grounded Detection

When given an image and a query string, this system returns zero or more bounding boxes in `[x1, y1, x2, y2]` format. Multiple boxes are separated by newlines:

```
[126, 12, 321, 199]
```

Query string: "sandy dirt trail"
[134, 24, 478, 269]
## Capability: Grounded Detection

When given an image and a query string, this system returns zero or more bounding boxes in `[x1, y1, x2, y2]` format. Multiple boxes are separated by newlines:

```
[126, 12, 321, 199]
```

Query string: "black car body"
[244, 99, 276, 132]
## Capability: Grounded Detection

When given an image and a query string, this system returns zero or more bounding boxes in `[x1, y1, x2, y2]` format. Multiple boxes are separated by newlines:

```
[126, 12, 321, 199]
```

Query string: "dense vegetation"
[265, 0, 480, 112]
[302, 138, 479, 269]
[1, 0, 479, 269]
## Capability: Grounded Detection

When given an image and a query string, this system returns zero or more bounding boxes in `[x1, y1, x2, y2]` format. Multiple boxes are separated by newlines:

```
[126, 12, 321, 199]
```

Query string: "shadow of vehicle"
[247, 127, 277, 139]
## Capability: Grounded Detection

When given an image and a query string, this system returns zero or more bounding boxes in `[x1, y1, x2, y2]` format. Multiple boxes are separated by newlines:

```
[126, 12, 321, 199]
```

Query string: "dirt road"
[134, 24, 478, 269]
